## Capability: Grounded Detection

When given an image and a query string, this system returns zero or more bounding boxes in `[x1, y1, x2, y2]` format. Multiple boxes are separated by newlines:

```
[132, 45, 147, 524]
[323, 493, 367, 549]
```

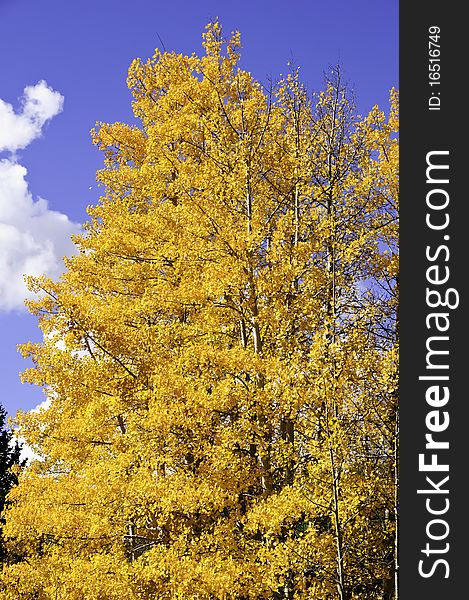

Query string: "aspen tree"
[0, 23, 398, 599]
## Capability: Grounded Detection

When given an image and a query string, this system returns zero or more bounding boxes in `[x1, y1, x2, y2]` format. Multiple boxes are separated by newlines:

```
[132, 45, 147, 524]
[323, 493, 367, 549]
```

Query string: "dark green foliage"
[0, 405, 24, 562]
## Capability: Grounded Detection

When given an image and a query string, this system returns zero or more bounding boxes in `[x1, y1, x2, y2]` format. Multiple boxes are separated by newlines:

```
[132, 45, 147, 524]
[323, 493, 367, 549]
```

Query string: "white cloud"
[18, 442, 41, 465]
[10, 398, 52, 465]
[0, 160, 80, 311]
[0, 80, 64, 153]
[0, 83, 81, 312]
[30, 397, 52, 414]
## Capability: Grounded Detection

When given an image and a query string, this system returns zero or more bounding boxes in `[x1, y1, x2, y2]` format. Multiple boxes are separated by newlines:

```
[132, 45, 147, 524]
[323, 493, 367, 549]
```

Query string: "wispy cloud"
[0, 80, 64, 153]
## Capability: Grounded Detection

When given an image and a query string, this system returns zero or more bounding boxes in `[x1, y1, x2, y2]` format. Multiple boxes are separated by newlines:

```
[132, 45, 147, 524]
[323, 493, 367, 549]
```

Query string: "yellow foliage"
[1, 22, 398, 600]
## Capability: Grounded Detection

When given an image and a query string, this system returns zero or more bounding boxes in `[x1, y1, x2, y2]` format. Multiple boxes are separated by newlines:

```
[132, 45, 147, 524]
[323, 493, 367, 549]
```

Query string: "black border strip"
[400, 2, 465, 596]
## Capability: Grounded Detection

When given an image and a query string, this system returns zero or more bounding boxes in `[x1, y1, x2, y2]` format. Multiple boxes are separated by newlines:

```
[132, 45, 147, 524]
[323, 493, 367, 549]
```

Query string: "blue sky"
[0, 0, 398, 418]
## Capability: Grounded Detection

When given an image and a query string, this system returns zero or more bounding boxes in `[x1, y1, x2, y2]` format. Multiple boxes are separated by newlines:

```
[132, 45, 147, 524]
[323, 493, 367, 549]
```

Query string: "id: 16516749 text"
[428, 25, 441, 111]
